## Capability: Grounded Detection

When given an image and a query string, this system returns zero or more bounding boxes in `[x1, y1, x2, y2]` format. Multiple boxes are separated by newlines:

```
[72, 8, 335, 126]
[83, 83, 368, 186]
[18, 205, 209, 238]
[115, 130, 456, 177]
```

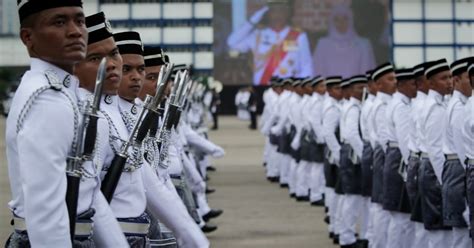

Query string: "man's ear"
[20, 27, 33, 48]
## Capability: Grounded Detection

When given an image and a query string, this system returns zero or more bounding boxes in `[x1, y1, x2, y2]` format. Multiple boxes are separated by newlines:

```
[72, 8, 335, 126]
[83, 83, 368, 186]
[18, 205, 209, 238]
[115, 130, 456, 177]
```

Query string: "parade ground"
[0, 116, 336, 247]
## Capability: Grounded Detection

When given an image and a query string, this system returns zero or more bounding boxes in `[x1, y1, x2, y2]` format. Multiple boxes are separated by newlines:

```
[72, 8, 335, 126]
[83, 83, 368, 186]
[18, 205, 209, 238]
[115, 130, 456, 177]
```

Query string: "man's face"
[415, 74, 430, 93]
[398, 79, 417, 99]
[367, 80, 377, 95]
[328, 85, 343, 100]
[21, 7, 87, 68]
[303, 84, 313, 95]
[342, 87, 351, 99]
[314, 83, 327, 95]
[453, 72, 472, 97]
[141, 65, 162, 99]
[268, 5, 290, 28]
[118, 54, 145, 101]
[470, 74, 474, 89]
[75, 37, 123, 95]
[377, 72, 397, 95]
[430, 70, 453, 96]
[351, 83, 366, 100]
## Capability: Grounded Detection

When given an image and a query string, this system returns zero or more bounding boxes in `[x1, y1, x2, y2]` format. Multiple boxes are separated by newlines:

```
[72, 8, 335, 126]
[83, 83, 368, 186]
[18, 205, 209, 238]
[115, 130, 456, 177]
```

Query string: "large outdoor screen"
[213, 0, 391, 86]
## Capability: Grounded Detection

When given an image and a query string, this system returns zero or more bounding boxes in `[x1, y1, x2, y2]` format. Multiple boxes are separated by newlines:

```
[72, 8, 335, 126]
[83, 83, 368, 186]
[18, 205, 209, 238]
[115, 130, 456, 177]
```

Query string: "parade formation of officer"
[260, 57, 474, 248]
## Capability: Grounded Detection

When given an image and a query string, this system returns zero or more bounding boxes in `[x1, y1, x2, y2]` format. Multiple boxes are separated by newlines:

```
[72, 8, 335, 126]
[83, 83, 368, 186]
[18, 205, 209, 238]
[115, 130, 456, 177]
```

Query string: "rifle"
[66, 57, 106, 241]
[156, 70, 189, 169]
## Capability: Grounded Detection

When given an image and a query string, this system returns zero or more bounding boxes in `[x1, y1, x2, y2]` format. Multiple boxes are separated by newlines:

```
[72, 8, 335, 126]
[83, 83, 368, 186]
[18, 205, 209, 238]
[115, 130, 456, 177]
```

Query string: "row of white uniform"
[259, 81, 474, 248]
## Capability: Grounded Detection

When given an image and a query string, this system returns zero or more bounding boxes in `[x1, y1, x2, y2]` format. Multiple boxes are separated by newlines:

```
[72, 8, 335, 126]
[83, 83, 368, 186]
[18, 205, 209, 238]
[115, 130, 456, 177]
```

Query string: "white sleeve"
[346, 106, 363, 158]
[141, 165, 210, 248]
[323, 108, 341, 161]
[91, 192, 129, 247]
[394, 104, 413, 164]
[226, 22, 255, 53]
[17, 91, 74, 247]
[184, 124, 220, 154]
[425, 106, 447, 184]
[297, 32, 314, 77]
[452, 103, 467, 164]
[310, 102, 325, 143]
[374, 104, 388, 150]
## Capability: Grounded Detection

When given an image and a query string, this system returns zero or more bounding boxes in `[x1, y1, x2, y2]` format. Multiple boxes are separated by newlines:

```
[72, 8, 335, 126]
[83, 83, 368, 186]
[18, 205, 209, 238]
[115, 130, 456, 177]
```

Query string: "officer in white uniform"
[419, 59, 453, 248]
[321, 76, 343, 242]
[359, 70, 377, 246]
[263, 78, 293, 186]
[462, 61, 474, 242]
[5, 2, 124, 247]
[441, 57, 473, 248]
[227, 0, 313, 85]
[261, 77, 284, 181]
[291, 78, 313, 201]
[382, 69, 417, 248]
[307, 76, 327, 205]
[368, 62, 396, 248]
[406, 62, 432, 248]
[339, 75, 368, 248]
[103, 31, 208, 248]
[270, 79, 298, 188]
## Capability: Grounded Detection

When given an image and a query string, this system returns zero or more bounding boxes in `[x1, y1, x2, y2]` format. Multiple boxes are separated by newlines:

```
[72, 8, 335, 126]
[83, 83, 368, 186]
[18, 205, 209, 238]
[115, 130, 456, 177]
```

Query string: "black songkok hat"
[395, 68, 414, 82]
[371, 62, 394, 81]
[325, 76, 342, 87]
[425, 59, 450, 79]
[301, 77, 313, 86]
[311, 76, 324, 86]
[269, 76, 280, 86]
[144, 46, 165, 67]
[451, 57, 473, 76]
[341, 78, 351, 88]
[86, 12, 113, 45]
[349, 75, 368, 85]
[468, 59, 474, 76]
[291, 77, 302, 87]
[365, 70, 373, 81]
[17, 0, 82, 24]
[413, 61, 435, 78]
[114, 31, 143, 55]
[281, 78, 292, 86]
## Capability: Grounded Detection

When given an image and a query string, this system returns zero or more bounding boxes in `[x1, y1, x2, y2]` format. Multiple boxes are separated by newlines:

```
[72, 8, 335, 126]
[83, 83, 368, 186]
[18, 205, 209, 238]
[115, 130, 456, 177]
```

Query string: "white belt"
[445, 153, 459, 161]
[118, 221, 150, 235]
[420, 152, 429, 159]
[13, 217, 92, 236]
[387, 141, 399, 148]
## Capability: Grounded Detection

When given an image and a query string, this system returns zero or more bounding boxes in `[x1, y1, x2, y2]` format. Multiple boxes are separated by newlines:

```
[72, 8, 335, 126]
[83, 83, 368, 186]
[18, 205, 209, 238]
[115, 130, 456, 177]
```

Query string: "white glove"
[211, 146, 225, 158]
[290, 137, 300, 151]
[463, 204, 470, 227]
[250, 6, 269, 25]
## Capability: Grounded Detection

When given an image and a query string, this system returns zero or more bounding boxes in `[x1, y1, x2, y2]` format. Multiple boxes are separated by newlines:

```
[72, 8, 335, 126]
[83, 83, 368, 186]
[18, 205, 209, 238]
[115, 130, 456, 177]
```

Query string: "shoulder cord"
[16, 85, 80, 173]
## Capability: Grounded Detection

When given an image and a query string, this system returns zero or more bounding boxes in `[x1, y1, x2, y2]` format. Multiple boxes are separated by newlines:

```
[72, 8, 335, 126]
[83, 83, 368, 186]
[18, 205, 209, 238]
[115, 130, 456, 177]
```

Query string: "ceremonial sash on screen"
[259, 29, 300, 85]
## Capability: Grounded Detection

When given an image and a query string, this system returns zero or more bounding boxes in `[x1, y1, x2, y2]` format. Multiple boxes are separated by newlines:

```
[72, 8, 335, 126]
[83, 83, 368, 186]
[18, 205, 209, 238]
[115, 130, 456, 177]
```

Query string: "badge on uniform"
[63, 75, 71, 88]
[131, 105, 138, 115]
[104, 95, 113, 104]
[283, 40, 299, 52]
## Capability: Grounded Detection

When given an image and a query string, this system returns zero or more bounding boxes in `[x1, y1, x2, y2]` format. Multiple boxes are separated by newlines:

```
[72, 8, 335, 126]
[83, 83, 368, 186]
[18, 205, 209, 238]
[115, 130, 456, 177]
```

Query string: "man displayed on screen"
[227, 0, 313, 86]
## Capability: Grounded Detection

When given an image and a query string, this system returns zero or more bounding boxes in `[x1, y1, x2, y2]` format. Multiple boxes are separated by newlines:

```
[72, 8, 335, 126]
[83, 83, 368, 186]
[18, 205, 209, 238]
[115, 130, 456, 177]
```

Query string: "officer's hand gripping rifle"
[66, 58, 106, 242]
[100, 63, 174, 203]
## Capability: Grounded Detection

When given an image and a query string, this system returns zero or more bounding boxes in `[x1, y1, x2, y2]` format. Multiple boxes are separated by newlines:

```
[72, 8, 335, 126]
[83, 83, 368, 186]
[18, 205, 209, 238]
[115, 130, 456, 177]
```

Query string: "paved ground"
[0, 116, 336, 247]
